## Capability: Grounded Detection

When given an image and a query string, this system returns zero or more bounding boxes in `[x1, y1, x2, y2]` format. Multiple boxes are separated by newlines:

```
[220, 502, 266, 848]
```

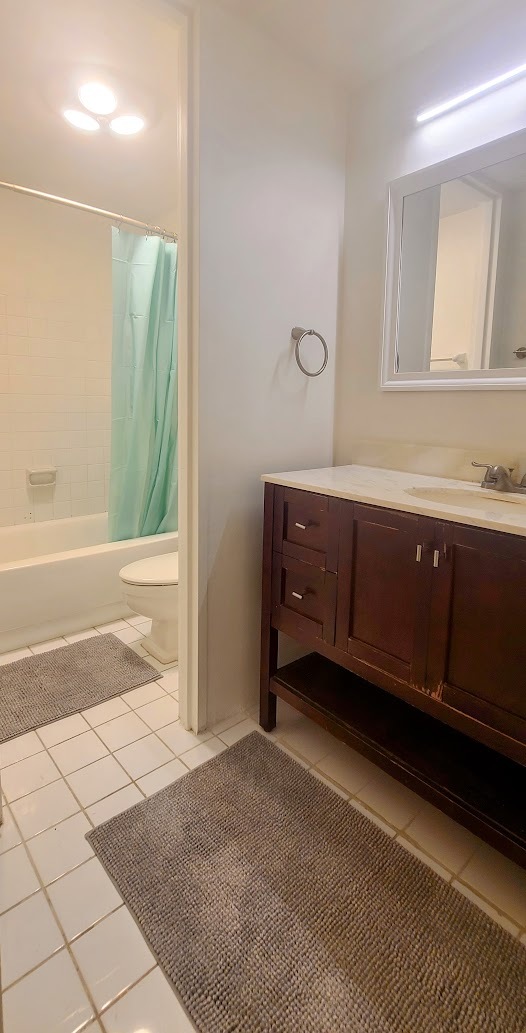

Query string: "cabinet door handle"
[291, 591, 304, 600]
[295, 522, 307, 530]
[415, 544, 422, 563]
[433, 549, 440, 568]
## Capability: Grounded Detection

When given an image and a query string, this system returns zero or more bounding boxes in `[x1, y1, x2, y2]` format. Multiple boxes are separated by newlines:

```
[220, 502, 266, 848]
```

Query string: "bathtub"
[0, 513, 178, 653]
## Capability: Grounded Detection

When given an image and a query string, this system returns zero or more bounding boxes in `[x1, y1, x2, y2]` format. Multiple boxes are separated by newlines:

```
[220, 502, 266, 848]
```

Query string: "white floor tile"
[27, 812, 94, 885]
[210, 714, 244, 736]
[2, 949, 94, 1033]
[452, 879, 521, 937]
[112, 626, 143, 645]
[218, 718, 259, 747]
[180, 737, 228, 770]
[310, 768, 350, 800]
[137, 758, 188, 796]
[0, 806, 21, 854]
[66, 756, 131, 808]
[96, 620, 129, 634]
[38, 713, 91, 748]
[102, 968, 195, 1033]
[48, 730, 109, 776]
[87, 785, 144, 826]
[135, 695, 180, 730]
[0, 731, 44, 768]
[48, 857, 122, 940]
[404, 803, 480, 874]
[350, 799, 396, 837]
[315, 742, 379, 796]
[11, 780, 79, 839]
[156, 669, 179, 694]
[280, 721, 336, 765]
[0, 891, 64, 987]
[2, 751, 61, 802]
[143, 655, 178, 674]
[157, 721, 211, 757]
[96, 711, 150, 751]
[82, 696, 130, 728]
[64, 628, 100, 643]
[356, 771, 425, 830]
[125, 613, 148, 627]
[129, 641, 148, 657]
[396, 835, 452, 881]
[0, 646, 32, 666]
[114, 734, 174, 780]
[72, 907, 156, 1011]
[458, 843, 526, 926]
[0, 844, 39, 913]
[30, 637, 68, 654]
[134, 619, 152, 636]
[122, 681, 166, 710]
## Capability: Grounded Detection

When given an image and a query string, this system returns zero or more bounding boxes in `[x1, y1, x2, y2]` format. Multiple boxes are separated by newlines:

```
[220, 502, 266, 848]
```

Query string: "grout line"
[3, 799, 102, 1025]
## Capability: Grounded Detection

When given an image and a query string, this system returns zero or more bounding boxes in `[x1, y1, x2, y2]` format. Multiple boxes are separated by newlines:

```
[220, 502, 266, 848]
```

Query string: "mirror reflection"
[397, 152, 526, 374]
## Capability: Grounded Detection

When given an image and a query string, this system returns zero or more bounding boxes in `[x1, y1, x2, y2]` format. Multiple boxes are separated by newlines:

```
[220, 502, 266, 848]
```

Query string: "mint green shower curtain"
[109, 228, 178, 541]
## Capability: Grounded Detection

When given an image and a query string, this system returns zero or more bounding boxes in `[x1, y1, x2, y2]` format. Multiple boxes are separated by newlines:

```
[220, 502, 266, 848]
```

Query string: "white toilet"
[119, 552, 178, 665]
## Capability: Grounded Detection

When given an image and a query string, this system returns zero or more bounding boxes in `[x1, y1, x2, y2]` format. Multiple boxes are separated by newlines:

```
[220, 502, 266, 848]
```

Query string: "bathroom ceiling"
[0, 0, 181, 229]
[217, 0, 519, 92]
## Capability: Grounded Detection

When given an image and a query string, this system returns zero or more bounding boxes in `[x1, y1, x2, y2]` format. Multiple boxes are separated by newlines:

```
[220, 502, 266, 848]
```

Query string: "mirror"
[382, 129, 526, 389]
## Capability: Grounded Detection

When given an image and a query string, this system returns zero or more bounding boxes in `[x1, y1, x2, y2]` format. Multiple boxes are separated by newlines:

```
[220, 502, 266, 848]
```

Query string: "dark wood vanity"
[260, 480, 526, 868]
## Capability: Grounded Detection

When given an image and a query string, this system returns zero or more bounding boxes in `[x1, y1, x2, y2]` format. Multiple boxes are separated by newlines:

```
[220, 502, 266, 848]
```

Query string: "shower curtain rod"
[0, 180, 178, 242]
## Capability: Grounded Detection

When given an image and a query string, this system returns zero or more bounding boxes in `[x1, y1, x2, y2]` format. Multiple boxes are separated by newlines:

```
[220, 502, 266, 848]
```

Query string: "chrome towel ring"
[291, 326, 329, 377]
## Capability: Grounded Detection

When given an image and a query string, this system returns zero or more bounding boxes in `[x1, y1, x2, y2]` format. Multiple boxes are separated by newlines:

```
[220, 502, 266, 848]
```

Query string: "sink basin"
[405, 487, 526, 511]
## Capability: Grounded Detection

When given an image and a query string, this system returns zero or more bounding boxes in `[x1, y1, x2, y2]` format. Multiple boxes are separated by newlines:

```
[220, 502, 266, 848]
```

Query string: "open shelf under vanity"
[271, 652, 526, 868]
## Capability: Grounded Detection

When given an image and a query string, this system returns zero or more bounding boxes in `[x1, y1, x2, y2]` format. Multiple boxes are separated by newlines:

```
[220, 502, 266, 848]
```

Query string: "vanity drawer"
[273, 486, 339, 571]
[271, 552, 336, 645]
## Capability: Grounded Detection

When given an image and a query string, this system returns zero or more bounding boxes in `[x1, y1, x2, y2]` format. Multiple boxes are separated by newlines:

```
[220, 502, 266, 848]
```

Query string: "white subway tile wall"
[0, 194, 112, 526]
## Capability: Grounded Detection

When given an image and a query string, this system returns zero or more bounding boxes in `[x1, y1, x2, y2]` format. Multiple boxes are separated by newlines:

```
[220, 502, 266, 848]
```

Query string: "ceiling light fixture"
[78, 81, 117, 115]
[416, 61, 526, 123]
[110, 114, 145, 136]
[63, 109, 100, 132]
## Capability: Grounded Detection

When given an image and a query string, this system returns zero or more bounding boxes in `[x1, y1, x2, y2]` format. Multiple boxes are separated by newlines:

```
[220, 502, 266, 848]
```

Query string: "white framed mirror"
[381, 127, 526, 390]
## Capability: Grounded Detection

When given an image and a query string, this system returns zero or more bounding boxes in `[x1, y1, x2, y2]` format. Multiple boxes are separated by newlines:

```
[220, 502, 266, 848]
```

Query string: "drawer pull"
[433, 549, 440, 568]
[415, 544, 422, 563]
[291, 591, 304, 600]
[295, 522, 307, 530]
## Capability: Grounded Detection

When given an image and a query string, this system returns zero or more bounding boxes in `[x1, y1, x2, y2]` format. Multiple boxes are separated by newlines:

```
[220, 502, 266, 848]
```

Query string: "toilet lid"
[120, 552, 179, 587]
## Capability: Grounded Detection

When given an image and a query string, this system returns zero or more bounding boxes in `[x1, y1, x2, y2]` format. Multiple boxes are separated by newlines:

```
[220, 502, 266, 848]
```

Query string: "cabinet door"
[336, 502, 435, 687]
[427, 522, 526, 746]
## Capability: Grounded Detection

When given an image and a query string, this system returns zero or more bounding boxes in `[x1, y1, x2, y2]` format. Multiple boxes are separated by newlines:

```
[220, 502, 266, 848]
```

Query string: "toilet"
[119, 552, 178, 665]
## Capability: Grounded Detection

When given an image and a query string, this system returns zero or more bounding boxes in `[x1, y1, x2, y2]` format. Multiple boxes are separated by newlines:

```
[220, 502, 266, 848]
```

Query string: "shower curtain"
[109, 228, 178, 541]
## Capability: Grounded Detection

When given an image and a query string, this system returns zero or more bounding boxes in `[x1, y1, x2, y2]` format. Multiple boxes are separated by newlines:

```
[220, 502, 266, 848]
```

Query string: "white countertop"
[262, 465, 526, 538]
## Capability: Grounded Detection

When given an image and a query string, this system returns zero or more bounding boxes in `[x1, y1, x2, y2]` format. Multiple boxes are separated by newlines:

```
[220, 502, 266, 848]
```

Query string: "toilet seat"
[119, 552, 179, 588]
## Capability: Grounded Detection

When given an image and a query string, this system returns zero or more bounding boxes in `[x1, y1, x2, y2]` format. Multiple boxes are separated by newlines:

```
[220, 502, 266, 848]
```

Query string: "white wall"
[0, 191, 111, 526]
[334, 0, 526, 462]
[197, 1, 346, 723]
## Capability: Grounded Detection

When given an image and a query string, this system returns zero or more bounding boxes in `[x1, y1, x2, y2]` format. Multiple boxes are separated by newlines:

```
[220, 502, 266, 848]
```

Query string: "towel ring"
[291, 327, 329, 378]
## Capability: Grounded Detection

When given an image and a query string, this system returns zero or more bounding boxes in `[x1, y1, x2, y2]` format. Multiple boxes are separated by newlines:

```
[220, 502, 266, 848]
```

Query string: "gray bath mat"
[88, 732, 526, 1033]
[0, 634, 157, 743]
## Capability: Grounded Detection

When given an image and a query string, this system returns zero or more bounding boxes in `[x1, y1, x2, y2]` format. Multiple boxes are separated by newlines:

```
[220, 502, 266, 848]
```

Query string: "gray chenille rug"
[87, 731, 526, 1033]
[0, 634, 157, 742]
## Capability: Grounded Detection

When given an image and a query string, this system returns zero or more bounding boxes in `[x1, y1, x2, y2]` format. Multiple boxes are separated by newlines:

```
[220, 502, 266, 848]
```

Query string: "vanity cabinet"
[261, 481, 526, 868]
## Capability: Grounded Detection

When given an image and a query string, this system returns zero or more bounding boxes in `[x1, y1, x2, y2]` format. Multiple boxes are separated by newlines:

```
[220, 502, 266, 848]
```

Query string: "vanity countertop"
[262, 465, 526, 538]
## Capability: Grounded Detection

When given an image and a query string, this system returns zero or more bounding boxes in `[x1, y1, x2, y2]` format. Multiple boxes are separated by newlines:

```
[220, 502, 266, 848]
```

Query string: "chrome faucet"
[472, 461, 526, 495]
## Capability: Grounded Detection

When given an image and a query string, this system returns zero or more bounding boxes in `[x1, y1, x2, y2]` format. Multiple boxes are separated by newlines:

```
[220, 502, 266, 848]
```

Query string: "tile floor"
[0, 621, 525, 1032]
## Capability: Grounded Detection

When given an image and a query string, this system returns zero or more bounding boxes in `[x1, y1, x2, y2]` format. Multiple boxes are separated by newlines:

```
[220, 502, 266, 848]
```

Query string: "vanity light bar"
[416, 61, 526, 123]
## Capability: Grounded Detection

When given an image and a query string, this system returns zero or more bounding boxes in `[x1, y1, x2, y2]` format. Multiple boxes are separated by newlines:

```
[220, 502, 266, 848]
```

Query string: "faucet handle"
[471, 461, 495, 475]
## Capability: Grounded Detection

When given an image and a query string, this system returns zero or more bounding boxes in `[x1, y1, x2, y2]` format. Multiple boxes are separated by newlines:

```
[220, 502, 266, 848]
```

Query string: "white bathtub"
[0, 513, 178, 653]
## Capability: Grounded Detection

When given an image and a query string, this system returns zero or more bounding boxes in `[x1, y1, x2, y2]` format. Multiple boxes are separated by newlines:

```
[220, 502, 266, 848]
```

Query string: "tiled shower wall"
[0, 192, 112, 526]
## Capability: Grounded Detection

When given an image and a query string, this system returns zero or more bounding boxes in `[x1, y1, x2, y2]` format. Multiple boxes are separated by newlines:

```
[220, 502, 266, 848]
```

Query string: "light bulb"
[63, 109, 100, 131]
[110, 114, 145, 136]
[78, 82, 117, 115]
